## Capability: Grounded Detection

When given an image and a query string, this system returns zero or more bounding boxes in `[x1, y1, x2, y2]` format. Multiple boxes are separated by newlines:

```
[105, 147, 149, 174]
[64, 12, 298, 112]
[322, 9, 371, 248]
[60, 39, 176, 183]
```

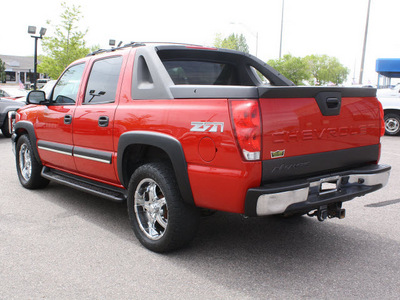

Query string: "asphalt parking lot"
[1, 135, 399, 299]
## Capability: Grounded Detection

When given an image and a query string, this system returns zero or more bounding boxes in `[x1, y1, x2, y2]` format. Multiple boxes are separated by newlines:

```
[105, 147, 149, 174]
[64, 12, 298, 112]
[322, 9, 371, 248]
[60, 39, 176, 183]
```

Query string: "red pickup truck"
[11, 43, 390, 252]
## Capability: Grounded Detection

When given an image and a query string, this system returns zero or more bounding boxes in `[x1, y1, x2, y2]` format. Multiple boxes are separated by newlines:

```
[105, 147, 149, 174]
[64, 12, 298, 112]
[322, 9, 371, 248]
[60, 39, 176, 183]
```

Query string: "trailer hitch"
[307, 203, 346, 221]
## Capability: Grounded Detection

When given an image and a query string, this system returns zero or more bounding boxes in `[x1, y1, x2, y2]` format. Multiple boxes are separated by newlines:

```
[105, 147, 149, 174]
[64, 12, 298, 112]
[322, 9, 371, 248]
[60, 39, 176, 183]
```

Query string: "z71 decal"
[191, 122, 224, 133]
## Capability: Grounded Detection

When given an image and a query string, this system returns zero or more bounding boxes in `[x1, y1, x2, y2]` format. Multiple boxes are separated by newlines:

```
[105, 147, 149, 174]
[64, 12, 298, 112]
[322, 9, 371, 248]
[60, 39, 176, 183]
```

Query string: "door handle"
[64, 114, 72, 124]
[98, 116, 109, 127]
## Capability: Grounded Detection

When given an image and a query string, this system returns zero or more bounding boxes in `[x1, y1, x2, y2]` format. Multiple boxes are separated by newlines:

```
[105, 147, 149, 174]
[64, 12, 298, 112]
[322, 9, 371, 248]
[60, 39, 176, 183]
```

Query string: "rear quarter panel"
[113, 98, 261, 213]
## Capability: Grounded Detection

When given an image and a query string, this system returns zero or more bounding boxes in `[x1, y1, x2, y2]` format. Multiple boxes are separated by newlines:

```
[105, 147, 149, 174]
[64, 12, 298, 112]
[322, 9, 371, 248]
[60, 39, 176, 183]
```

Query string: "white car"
[377, 84, 400, 136]
[0, 87, 27, 102]
[30, 79, 51, 89]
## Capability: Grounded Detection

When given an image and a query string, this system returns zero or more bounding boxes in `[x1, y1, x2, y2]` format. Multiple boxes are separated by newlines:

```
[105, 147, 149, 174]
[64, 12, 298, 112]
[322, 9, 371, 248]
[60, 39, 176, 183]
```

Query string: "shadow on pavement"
[30, 181, 400, 299]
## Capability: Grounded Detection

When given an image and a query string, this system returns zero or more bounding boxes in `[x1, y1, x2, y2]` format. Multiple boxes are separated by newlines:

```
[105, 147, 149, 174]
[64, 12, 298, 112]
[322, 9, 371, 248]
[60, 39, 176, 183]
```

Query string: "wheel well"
[15, 128, 28, 136]
[117, 131, 195, 205]
[14, 129, 29, 145]
[13, 121, 41, 163]
[384, 109, 400, 117]
[122, 144, 172, 188]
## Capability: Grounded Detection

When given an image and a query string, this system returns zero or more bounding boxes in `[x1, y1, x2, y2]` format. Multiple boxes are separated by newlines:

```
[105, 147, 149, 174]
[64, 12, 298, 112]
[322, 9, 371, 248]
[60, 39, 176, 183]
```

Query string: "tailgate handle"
[315, 92, 342, 116]
[326, 97, 340, 108]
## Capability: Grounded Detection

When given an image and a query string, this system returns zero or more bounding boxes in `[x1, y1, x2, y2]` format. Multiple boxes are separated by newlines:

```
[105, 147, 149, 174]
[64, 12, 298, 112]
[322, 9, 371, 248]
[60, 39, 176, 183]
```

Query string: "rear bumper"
[244, 164, 391, 217]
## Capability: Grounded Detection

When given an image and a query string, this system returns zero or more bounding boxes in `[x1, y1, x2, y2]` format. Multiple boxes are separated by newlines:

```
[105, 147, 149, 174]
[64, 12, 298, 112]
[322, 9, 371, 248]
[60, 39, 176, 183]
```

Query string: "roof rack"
[86, 41, 211, 57]
[138, 41, 204, 47]
[87, 49, 108, 56]
[86, 42, 146, 57]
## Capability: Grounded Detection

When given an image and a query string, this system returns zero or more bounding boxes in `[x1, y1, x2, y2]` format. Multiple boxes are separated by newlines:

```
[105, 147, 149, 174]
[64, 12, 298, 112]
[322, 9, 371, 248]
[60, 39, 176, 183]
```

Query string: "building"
[376, 58, 400, 88]
[0, 54, 47, 87]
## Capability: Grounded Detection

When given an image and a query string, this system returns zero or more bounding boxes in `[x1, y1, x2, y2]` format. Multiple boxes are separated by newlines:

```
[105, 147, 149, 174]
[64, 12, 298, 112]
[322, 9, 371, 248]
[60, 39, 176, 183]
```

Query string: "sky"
[2, 0, 400, 85]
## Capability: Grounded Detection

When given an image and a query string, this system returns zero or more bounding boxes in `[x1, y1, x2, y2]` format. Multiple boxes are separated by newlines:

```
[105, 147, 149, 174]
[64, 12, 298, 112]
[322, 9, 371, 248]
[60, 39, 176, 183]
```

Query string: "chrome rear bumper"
[245, 164, 391, 217]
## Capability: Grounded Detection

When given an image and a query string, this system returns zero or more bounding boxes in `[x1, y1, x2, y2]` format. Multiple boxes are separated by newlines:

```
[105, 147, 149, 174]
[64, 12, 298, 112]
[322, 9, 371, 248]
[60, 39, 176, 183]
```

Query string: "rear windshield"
[162, 60, 239, 85]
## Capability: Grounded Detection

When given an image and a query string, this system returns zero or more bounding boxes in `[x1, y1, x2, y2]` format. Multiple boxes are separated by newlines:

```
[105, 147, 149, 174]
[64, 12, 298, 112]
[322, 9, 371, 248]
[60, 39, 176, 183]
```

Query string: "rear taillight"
[378, 100, 385, 137]
[229, 100, 262, 161]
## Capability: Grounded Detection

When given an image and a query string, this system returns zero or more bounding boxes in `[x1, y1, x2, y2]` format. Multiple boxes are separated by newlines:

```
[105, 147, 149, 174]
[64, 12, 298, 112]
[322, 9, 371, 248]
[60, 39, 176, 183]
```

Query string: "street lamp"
[279, 0, 285, 59]
[359, 0, 371, 85]
[28, 26, 47, 90]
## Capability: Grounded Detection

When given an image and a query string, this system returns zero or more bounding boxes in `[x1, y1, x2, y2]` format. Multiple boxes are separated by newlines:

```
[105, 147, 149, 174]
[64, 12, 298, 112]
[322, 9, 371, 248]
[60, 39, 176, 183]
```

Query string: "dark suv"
[0, 98, 24, 137]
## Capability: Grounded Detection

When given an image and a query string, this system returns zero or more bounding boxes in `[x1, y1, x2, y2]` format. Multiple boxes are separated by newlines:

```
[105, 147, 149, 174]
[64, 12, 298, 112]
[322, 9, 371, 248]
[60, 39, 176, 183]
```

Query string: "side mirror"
[27, 90, 46, 104]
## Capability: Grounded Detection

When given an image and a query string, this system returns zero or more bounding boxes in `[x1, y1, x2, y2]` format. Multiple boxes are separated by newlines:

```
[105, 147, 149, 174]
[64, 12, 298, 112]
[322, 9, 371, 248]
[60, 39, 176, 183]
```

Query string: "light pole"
[28, 26, 46, 90]
[359, 0, 371, 85]
[279, 0, 285, 59]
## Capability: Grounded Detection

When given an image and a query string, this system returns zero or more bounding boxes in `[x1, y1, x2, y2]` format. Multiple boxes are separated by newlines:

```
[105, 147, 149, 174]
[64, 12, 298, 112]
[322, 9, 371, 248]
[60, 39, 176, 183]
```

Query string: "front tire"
[127, 162, 200, 252]
[384, 113, 400, 136]
[1, 116, 11, 138]
[16, 135, 49, 189]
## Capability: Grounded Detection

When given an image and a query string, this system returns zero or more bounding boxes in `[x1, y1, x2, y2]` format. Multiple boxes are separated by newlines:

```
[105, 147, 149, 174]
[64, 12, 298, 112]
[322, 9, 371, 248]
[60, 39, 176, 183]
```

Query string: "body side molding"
[37, 140, 73, 156]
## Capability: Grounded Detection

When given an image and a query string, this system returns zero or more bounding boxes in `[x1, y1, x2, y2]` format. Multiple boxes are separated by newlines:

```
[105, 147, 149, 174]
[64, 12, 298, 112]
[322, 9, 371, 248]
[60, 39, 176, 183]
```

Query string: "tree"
[214, 33, 249, 53]
[267, 54, 311, 85]
[267, 54, 350, 86]
[305, 55, 349, 85]
[0, 59, 5, 83]
[38, 2, 91, 79]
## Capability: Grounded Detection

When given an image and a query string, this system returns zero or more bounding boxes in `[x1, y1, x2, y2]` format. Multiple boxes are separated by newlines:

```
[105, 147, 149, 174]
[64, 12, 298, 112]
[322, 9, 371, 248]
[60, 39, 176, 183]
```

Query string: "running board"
[41, 167, 127, 202]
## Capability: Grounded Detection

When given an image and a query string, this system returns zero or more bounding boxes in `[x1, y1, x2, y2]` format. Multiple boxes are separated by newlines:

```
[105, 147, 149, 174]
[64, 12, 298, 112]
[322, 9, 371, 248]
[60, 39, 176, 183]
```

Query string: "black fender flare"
[117, 131, 194, 205]
[13, 121, 41, 163]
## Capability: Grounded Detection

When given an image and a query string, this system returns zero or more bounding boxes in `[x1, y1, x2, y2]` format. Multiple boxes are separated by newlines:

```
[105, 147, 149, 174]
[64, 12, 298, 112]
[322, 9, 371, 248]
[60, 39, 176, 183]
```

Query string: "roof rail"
[86, 49, 108, 56]
[138, 41, 204, 47]
[86, 41, 210, 57]
[86, 42, 146, 57]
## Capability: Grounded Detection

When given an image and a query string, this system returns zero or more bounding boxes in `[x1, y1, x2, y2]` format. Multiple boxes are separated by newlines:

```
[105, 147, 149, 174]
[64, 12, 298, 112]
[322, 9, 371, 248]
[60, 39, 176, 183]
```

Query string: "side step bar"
[41, 167, 127, 202]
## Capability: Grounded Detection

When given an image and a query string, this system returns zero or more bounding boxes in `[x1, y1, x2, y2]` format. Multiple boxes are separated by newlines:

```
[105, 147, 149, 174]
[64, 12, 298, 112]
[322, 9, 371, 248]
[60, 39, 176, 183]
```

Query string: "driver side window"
[52, 63, 85, 105]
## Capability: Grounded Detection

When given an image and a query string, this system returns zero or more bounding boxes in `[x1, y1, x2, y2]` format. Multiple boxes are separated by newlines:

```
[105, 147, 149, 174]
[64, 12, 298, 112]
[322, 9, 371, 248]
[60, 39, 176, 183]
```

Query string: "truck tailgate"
[258, 87, 382, 183]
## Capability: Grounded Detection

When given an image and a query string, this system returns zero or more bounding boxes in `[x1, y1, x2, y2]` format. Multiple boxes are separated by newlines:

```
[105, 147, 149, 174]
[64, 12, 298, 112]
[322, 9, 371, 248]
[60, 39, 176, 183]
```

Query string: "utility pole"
[359, 0, 371, 85]
[279, 0, 285, 59]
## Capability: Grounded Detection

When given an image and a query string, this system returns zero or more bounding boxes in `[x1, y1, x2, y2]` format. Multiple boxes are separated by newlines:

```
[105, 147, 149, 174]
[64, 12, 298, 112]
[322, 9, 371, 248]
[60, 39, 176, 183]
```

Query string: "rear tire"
[384, 113, 400, 136]
[16, 135, 49, 189]
[127, 162, 200, 252]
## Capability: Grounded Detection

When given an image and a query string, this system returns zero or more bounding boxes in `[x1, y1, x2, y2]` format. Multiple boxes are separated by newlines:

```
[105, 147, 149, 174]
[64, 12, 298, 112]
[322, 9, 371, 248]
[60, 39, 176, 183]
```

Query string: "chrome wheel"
[19, 143, 32, 181]
[128, 162, 199, 252]
[16, 135, 49, 189]
[134, 178, 168, 240]
[385, 117, 400, 135]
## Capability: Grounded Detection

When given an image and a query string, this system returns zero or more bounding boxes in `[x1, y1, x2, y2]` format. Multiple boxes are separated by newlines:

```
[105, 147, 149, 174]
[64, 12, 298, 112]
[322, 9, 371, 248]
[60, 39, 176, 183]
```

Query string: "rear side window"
[84, 56, 123, 104]
[250, 66, 270, 85]
[162, 61, 239, 85]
